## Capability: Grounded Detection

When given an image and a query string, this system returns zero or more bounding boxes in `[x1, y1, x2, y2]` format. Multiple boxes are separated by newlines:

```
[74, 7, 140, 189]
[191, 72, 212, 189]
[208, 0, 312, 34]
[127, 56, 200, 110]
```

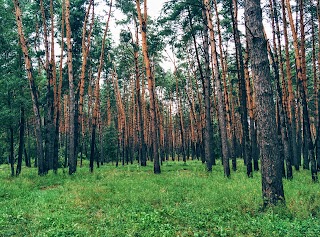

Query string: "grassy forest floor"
[0, 160, 319, 237]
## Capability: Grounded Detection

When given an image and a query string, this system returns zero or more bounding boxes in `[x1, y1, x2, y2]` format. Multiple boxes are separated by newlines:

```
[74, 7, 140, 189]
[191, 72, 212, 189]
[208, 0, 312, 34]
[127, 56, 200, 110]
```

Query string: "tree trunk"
[281, 0, 298, 170]
[40, 0, 53, 173]
[268, 0, 293, 179]
[13, 0, 45, 175]
[245, 0, 285, 206]
[267, 40, 293, 180]
[133, 21, 147, 166]
[65, 0, 77, 174]
[230, 0, 252, 177]
[24, 146, 30, 168]
[54, 0, 65, 172]
[79, 0, 94, 168]
[244, 43, 259, 171]
[316, 0, 320, 170]
[16, 107, 25, 176]
[187, 48, 205, 163]
[64, 95, 69, 168]
[176, 75, 186, 163]
[24, 121, 31, 167]
[285, 0, 317, 181]
[90, 0, 112, 172]
[205, 0, 230, 177]
[186, 7, 214, 170]
[9, 126, 15, 177]
[136, 0, 160, 173]
[49, 0, 59, 173]
[169, 101, 175, 161]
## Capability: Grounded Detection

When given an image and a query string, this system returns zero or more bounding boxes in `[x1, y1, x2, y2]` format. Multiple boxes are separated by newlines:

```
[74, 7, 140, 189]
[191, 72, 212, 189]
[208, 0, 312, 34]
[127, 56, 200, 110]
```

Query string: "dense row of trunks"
[8, 0, 320, 206]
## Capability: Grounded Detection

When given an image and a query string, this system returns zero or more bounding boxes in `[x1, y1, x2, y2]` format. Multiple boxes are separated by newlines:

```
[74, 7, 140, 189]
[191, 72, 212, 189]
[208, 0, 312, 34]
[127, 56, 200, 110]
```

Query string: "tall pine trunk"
[244, 43, 259, 171]
[281, 0, 299, 170]
[79, 0, 94, 167]
[230, 0, 252, 177]
[285, 0, 317, 181]
[187, 7, 215, 170]
[39, 0, 54, 173]
[13, 0, 45, 175]
[54, 0, 65, 172]
[136, 0, 160, 173]
[269, 0, 293, 179]
[65, 0, 77, 174]
[245, 0, 285, 206]
[133, 21, 147, 166]
[90, 0, 112, 172]
[204, 0, 230, 177]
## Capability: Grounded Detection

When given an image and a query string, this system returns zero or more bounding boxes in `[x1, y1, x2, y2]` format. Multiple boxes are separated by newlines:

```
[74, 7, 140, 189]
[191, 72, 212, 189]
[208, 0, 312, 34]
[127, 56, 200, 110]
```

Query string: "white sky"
[106, 1, 172, 106]
[98, 0, 174, 71]
[109, 0, 166, 44]
[103, 0, 272, 72]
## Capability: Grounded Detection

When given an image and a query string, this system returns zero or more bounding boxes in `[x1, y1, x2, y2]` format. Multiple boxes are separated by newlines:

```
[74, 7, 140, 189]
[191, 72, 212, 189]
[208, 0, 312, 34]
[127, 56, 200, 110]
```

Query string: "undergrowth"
[0, 160, 319, 236]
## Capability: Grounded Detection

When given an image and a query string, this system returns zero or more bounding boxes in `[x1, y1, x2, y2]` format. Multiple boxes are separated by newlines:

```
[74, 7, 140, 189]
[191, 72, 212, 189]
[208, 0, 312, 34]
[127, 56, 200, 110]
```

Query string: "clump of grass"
[0, 160, 319, 236]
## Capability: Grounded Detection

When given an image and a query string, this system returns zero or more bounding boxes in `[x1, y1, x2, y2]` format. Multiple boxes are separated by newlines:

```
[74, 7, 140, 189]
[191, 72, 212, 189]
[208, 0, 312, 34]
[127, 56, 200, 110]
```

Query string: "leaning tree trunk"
[269, 0, 293, 179]
[266, 38, 293, 180]
[187, 7, 216, 170]
[285, 0, 317, 181]
[90, 0, 112, 172]
[245, 0, 285, 206]
[281, 0, 299, 170]
[204, 0, 230, 177]
[13, 0, 45, 175]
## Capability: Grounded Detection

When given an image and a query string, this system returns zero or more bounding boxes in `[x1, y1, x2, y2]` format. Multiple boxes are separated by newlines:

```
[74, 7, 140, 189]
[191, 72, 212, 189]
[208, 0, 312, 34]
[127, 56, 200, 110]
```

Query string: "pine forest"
[0, 0, 320, 236]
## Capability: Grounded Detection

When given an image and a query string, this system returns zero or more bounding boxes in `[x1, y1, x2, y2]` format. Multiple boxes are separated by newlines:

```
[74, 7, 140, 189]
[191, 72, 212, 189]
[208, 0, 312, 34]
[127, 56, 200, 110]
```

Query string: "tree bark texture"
[65, 0, 77, 174]
[13, 0, 45, 175]
[136, 0, 161, 173]
[245, 0, 285, 206]
[204, 0, 230, 177]
[90, 0, 112, 172]
[281, 0, 298, 170]
[230, 0, 253, 177]
[285, 0, 317, 181]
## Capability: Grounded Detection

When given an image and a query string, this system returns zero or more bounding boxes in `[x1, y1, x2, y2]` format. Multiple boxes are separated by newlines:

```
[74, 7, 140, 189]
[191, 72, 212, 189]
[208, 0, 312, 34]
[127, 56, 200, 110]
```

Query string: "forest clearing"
[0, 160, 319, 237]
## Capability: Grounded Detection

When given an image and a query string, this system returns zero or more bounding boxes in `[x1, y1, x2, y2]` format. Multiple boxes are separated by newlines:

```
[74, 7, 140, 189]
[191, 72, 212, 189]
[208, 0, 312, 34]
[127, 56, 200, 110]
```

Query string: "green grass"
[0, 160, 319, 237]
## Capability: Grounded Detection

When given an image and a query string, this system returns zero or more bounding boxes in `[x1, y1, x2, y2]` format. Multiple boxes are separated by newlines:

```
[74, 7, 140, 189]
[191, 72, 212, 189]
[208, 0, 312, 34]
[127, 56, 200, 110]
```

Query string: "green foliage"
[115, 0, 137, 22]
[0, 0, 34, 165]
[0, 160, 319, 236]
[102, 124, 118, 163]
